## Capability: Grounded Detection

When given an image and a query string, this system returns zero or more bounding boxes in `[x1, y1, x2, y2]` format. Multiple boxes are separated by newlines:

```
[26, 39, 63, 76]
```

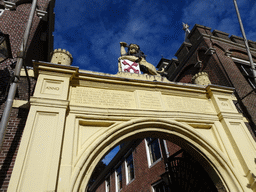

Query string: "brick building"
[89, 24, 256, 192]
[157, 24, 256, 137]
[0, 0, 55, 191]
[89, 138, 224, 192]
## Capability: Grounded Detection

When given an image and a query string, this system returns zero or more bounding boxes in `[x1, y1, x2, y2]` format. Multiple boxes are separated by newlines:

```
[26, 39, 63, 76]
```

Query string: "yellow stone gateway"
[8, 59, 256, 191]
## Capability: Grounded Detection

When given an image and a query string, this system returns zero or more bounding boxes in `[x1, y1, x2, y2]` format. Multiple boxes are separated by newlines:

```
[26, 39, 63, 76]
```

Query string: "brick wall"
[171, 24, 256, 136]
[0, 1, 53, 191]
[95, 140, 181, 192]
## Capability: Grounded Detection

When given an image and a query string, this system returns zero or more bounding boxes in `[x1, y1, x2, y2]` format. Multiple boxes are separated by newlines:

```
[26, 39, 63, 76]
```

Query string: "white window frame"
[144, 138, 163, 167]
[152, 180, 169, 192]
[105, 176, 110, 192]
[231, 57, 256, 66]
[0, 9, 4, 16]
[124, 151, 135, 184]
[163, 140, 170, 157]
[232, 57, 256, 88]
[115, 164, 122, 192]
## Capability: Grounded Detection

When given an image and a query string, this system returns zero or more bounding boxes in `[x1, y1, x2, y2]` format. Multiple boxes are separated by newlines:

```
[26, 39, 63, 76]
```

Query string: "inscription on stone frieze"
[135, 90, 164, 110]
[71, 87, 214, 113]
[42, 80, 62, 95]
[164, 95, 214, 113]
[70, 87, 136, 108]
[218, 98, 233, 111]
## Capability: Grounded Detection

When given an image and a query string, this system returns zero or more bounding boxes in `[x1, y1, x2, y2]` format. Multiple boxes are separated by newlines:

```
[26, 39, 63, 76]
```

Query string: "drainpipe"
[233, 0, 256, 84]
[0, 0, 38, 150]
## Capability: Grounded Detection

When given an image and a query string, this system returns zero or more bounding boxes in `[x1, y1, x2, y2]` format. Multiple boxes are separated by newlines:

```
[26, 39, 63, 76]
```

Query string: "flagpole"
[233, 0, 256, 84]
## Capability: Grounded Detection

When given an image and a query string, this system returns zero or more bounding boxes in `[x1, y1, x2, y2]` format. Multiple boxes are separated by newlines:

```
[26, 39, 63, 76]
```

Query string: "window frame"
[115, 164, 122, 192]
[0, 9, 4, 17]
[105, 176, 110, 192]
[125, 151, 135, 184]
[145, 138, 162, 167]
[232, 57, 256, 89]
[152, 180, 170, 192]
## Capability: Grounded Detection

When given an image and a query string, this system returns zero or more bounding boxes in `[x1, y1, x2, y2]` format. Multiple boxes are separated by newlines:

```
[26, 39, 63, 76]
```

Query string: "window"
[235, 62, 256, 89]
[152, 180, 170, 192]
[115, 164, 122, 191]
[125, 153, 134, 184]
[145, 138, 162, 166]
[232, 57, 256, 89]
[105, 177, 110, 192]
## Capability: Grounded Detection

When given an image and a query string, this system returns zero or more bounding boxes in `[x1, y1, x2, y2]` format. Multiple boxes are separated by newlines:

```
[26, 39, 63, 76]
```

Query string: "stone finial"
[182, 23, 190, 43]
[50, 48, 73, 66]
[4, 1, 16, 10]
[36, 9, 48, 21]
[192, 72, 211, 86]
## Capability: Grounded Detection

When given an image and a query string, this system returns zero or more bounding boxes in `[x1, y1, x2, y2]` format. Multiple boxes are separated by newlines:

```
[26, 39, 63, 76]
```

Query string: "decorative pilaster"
[8, 61, 78, 192]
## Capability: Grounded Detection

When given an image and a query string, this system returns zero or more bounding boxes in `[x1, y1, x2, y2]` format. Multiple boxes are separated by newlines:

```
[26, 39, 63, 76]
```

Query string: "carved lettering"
[221, 102, 229, 107]
[46, 86, 59, 91]
[164, 96, 213, 113]
[71, 87, 136, 108]
[135, 90, 163, 109]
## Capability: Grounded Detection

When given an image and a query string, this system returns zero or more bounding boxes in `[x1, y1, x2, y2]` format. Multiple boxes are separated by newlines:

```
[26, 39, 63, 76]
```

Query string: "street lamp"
[0, 31, 12, 63]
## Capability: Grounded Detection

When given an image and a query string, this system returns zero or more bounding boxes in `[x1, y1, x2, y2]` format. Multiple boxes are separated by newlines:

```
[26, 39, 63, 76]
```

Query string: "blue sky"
[53, 0, 256, 75]
[102, 146, 119, 165]
[53, 0, 256, 164]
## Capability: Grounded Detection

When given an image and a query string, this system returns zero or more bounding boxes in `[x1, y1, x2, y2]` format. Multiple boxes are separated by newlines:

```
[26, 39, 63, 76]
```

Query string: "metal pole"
[0, 0, 38, 150]
[159, 139, 172, 188]
[233, 0, 256, 84]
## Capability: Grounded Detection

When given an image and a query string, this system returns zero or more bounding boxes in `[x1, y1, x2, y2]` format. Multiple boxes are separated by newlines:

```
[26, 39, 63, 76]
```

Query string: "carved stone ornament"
[225, 50, 232, 57]
[194, 61, 202, 68]
[4, 1, 16, 10]
[119, 42, 159, 76]
[192, 72, 211, 86]
[120, 59, 141, 74]
[205, 47, 216, 55]
[36, 9, 48, 21]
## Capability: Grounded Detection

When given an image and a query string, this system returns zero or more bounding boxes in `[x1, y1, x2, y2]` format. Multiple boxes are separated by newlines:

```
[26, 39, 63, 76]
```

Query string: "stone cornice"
[199, 33, 256, 53]
[217, 112, 244, 121]
[33, 61, 79, 78]
[206, 84, 234, 95]
[30, 97, 69, 108]
[175, 41, 192, 57]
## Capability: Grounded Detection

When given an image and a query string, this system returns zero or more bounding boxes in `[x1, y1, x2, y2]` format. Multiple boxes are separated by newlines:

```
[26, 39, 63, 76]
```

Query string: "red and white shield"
[120, 59, 141, 74]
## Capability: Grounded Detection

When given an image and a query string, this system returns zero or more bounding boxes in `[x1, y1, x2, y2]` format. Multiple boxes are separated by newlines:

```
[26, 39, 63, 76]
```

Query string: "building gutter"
[0, 0, 38, 150]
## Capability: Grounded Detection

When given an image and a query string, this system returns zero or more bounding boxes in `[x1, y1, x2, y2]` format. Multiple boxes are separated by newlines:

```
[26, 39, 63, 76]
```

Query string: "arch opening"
[69, 119, 243, 192]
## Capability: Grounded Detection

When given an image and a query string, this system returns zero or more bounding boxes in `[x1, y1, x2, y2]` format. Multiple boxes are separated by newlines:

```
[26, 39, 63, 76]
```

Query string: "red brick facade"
[166, 24, 256, 137]
[92, 139, 182, 192]
[0, 1, 54, 191]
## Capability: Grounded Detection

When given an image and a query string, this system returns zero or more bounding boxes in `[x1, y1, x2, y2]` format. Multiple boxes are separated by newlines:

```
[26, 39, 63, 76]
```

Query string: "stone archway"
[8, 62, 256, 192]
[71, 118, 243, 192]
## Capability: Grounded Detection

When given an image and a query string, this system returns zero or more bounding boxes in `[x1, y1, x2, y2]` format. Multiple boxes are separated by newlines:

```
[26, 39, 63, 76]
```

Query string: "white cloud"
[215, 17, 239, 36]
[180, 0, 256, 38]
[182, 0, 229, 28]
[54, 0, 255, 74]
